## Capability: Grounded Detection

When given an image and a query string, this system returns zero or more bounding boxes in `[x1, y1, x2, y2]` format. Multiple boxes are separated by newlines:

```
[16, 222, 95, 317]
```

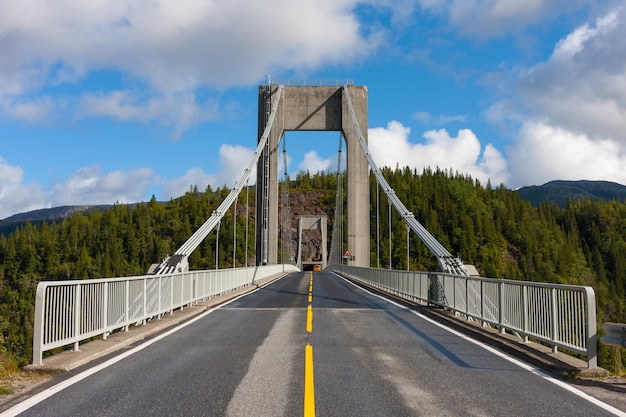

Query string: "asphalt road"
[6, 271, 623, 416]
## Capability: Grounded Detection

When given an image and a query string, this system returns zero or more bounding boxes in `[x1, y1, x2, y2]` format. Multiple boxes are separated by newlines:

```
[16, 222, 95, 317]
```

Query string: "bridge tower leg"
[256, 84, 370, 268]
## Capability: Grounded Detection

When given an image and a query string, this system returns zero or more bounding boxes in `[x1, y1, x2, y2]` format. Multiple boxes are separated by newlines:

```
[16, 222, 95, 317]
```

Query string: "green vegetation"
[0, 184, 253, 367]
[0, 168, 625, 373]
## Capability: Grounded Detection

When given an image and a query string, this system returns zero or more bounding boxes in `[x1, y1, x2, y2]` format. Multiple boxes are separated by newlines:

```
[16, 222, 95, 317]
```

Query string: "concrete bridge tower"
[256, 83, 370, 268]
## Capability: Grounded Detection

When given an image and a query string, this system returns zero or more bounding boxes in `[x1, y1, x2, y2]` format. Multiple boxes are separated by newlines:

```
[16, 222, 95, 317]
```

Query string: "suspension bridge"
[5, 81, 624, 417]
[147, 80, 468, 277]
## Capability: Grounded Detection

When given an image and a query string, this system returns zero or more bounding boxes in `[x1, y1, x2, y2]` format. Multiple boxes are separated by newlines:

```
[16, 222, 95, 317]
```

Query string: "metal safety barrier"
[329, 265, 431, 304]
[601, 323, 626, 348]
[272, 78, 354, 86]
[328, 265, 598, 369]
[32, 264, 299, 365]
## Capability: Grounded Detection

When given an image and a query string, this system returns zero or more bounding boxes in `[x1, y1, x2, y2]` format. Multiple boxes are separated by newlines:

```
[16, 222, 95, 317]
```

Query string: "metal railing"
[32, 264, 299, 365]
[272, 78, 354, 86]
[329, 265, 432, 304]
[328, 265, 598, 368]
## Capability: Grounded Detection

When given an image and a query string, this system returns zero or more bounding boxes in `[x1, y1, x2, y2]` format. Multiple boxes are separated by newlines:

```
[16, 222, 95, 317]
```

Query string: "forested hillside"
[516, 180, 626, 208]
[1, 168, 624, 373]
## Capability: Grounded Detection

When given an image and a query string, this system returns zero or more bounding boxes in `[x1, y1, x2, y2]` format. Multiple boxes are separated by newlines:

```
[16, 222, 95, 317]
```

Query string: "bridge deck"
[8, 272, 624, 416]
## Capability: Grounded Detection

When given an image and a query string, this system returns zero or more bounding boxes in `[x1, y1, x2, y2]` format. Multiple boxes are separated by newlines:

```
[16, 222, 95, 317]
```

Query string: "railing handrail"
[32, 264, 299, 365]
[346, 266, 595, 291]
[327, 265, 598, 369]
[272, 78, 354, 87]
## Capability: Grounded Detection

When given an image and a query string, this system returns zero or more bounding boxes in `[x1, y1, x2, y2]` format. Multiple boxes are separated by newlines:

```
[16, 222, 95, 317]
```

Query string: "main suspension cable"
[343, 85, 468, 276]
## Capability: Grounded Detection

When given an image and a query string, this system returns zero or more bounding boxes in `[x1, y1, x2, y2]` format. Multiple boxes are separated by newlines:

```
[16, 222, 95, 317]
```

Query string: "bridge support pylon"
[256, 83, 370, 268]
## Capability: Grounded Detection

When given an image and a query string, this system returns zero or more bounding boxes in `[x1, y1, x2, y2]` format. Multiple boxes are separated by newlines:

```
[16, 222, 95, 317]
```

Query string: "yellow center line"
[304, 343, 315, 416]
[306, 305, 313, 333]
[304, 271, 315, 416]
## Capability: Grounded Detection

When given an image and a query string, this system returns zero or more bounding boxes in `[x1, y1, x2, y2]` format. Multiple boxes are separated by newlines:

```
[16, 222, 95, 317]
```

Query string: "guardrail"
[327, 265, 598, 369]
[601, 323, 626, 348]
[272, 78, 354, 86]
[32, 264, 299, 365]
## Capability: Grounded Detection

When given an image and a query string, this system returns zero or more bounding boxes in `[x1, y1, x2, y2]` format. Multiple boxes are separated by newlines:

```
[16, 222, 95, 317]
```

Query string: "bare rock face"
[278, 190, 335, 263]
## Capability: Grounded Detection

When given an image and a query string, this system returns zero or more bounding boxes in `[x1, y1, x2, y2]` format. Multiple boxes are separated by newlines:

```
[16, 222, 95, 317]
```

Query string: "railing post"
[499, 280, 505, 334]
[73, 284, 81, 352]
[465, 276, 469, 316]
[170, 275, 174, 314]
[480, 280, 485, 326]
[32, 283, 46, 365]
[180, 274, 185, 311]
[428, 272, 436, 305]
[585, 287, 598, 368]
[124, 280, 130, 331]
[522, 284, 529, 342]
[427, 273, 434, 305]
[102, 283, 108, 340]
[158, 276, 162, 317]
[551, 287, 558, 353]
[452, 275, 456, 310]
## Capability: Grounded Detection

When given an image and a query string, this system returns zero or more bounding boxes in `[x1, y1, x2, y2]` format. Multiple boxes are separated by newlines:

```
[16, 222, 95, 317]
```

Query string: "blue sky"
[1, 1, 626, 219]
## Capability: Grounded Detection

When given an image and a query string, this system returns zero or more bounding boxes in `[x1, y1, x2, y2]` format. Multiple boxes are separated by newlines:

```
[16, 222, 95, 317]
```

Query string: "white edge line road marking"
[1, 277, 285, 417]
[334, 272, 626, 417]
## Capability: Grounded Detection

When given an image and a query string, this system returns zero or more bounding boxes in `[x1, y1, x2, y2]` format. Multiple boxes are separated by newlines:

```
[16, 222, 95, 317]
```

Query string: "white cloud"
[551, 11, 618, 62]
[507, 120, 626, 187]
[0, 156, 23, 185]
[0, 142, 259, 219]
[215, 144, 256, 187]
[368, 120, 509, 186]
[160, 143, 254, 199]
[419, 0, 590, 39]
[78, 91, 145, 122]
[0, 0, 380, 136]
[0, 0, 375, 98]
[52, 166, 156, 206]
[1, 96, 57, 123]
[297, 151, 333, 174]
[492, 6, 626, 187]
[77, 90, 220, 140]
[0, 157, 47, 219]
[161, 167, 216, 200]
[516, 8, 626, 141]
[0, 186, 46, 220]
[414, 110, 467, 124]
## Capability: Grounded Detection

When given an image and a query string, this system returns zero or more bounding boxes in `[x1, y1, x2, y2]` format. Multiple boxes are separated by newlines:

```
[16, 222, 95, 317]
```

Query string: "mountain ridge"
[0, 205, 117, 235]
[3, 179, 626, 233]
[516, 180, 626, 207]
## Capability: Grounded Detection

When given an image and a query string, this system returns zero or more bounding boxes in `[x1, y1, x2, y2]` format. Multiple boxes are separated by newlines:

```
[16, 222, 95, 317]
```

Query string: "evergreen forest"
[0, 168, 625, 373]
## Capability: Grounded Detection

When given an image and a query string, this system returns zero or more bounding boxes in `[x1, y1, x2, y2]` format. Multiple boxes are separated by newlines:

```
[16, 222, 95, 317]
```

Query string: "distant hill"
[1, 205, 108, 223]
[4, 179, 626, 234]
[0, 205, 113, 235]
[516, 180, 626, 207]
